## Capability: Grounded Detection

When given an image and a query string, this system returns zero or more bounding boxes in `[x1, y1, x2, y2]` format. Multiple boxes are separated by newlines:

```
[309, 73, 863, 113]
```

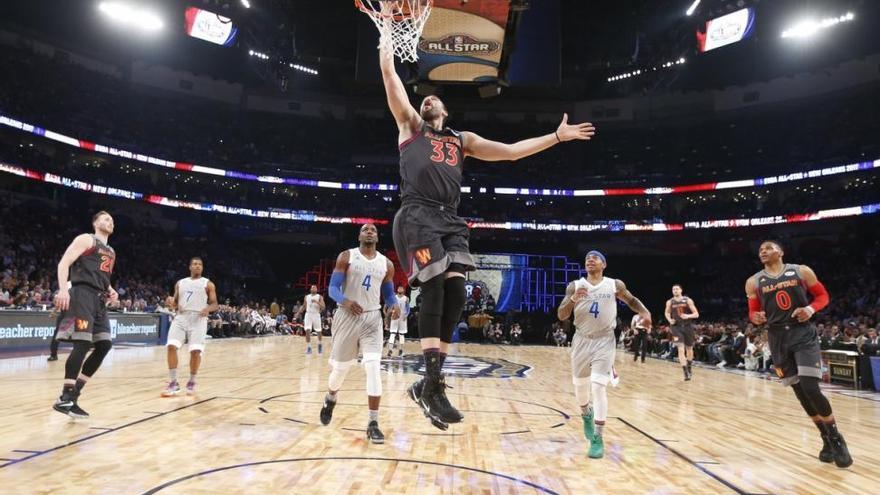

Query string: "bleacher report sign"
[0, 310, 160, 348]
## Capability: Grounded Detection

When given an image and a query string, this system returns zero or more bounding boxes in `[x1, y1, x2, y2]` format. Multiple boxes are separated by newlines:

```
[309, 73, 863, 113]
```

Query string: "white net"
[356, 0, 432, 63]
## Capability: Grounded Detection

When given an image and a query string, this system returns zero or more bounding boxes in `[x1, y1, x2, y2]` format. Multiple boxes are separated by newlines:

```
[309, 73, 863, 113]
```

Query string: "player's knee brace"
[328, 360, 354, 391]
[81, 340, 112, 377]
[418, 274, 445, 339]
[791, 382, 817, 416]
[363, 356, 382, 397]
[798, 376, 832, 417]
[440, 276, 466, 343]
[573, 376, 591, 407]
[590, 380, 608, 421]
[65, 340, 92, 380]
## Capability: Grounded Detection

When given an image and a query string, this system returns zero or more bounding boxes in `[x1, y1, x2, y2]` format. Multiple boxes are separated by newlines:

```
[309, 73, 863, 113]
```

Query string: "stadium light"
[98, 2, 163, 31]
[289, 63, 318, 75]
[686, 0, 700, 17]
[781, 12, 855, 39]
[241, 0, 251, 8]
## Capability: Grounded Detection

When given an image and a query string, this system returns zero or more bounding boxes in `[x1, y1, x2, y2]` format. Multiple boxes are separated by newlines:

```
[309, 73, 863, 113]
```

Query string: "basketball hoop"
[355, 0, 432, 63]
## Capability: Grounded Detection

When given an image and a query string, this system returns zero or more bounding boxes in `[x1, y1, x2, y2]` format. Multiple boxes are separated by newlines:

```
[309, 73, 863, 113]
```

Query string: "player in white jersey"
[385, 286, 410, 358]
[162, 257, 219, 396]
[319, 223, 398, 444]
[296, 285, 326, 354]
[558, 250, 651, 459]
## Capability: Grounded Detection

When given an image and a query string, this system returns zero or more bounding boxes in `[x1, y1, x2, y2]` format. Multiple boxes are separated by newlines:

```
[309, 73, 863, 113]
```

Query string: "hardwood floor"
[0, 337, 876, 494]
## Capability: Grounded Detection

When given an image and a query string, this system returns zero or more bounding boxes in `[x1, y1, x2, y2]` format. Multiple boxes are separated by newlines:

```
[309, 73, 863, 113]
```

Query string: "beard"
[420, 106, 443, 122]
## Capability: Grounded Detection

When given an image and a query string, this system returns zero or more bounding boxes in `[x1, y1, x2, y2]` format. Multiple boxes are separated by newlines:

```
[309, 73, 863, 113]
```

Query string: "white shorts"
[389, 316, 407, 334]
[304, 313, 322, 333]
[571, 332, 616, 385]
[329, 309, 383, 365]
[167, 313, 209, 352]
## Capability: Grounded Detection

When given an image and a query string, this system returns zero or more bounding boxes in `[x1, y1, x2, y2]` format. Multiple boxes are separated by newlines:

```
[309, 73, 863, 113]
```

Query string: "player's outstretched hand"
[556, 113, 596, 142]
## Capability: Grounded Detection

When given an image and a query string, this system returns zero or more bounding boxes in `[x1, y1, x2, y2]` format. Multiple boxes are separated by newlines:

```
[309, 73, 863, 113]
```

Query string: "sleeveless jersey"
[343, 248, 388, 312]
[668, 296, 694, 324]
[572, 277, 618, 338]
[305, 294, 322, 315]
[399, 122, 465, 209]
[177, 277, 210, 313]
[396, 294, 410, 316]
[752, 264, 811, 326]
[70, 235, 115, 291]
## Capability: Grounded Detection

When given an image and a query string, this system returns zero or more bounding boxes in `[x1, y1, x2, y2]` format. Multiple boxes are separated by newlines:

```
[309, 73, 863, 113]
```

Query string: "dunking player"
[52, 211, 118, 419]
[558, 251, 651, 459]
[296, 285, 326, 354]
[745, 241, 852, 467]
[161, 257, 219, 396]
[379, 34, 596, 429]
[664, 284, 700, 380]
[385, 286, 410, 358]
[320, 224, 398, 444]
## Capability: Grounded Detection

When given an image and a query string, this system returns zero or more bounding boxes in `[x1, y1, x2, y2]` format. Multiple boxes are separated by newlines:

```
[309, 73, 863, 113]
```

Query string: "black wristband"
[555, 130, 561, 143]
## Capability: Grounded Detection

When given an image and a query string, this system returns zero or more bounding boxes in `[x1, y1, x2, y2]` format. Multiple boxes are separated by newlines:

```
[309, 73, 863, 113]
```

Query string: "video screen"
[697, 7, 755, 53]
[184, 7, 238, 46]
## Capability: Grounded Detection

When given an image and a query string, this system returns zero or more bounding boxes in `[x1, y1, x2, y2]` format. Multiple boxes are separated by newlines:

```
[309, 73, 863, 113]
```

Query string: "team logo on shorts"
[76, 319, 90, 331]
[774, 367, 785, 378]
[384, 354, 530, 378]
[413, 248, 432, 266]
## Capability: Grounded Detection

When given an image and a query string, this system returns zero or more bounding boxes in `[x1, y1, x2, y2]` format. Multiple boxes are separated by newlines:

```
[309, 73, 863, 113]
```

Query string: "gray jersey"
[572, 277, 618, 338]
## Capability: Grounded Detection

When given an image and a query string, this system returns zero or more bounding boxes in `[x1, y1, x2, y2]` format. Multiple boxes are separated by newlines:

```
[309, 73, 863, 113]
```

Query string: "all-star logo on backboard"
[383, 354, 531, 378]
[418, 34, 500, 56]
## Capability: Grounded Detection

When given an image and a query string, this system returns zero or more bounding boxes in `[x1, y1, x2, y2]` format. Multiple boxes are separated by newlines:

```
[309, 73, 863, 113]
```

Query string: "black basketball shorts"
[57, 285, 111, 343]
[392, 203, 475, 286]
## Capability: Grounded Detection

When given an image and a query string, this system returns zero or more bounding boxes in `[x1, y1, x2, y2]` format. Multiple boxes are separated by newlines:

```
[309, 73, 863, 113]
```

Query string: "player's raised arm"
[462, 113, 595, 162]
[379, 35, 420, 133]
[614, 279, 651, 328]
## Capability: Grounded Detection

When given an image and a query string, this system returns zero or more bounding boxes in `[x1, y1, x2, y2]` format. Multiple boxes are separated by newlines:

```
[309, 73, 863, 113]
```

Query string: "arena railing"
[2, 161, 877, 232]
[1, 113, 878, 197]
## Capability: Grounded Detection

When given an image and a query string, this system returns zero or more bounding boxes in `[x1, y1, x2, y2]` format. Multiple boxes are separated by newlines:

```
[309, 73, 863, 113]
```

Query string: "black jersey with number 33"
[70, 235, 116, 291]
[752, 264, 810, 326]
[399, 123, 465, 209]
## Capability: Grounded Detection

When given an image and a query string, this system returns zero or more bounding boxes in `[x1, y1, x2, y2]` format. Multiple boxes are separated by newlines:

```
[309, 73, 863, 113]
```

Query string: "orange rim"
[354, 0, 430, 20]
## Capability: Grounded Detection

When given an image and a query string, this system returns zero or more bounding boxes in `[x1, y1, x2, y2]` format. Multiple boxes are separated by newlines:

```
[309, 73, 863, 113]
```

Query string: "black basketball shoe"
[829, 433, 853, 468]
[320, 397, 336, 426]
[407, 378, 424, 404]
[819, 434, 834, 463]
[366, 421, 385, 444]
[420, 376, 463, 425]
[68, 402, 89, 419]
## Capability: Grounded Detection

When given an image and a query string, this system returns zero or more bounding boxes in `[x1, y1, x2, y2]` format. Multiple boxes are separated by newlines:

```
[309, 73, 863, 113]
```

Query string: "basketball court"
[0, 338, 876, 494]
